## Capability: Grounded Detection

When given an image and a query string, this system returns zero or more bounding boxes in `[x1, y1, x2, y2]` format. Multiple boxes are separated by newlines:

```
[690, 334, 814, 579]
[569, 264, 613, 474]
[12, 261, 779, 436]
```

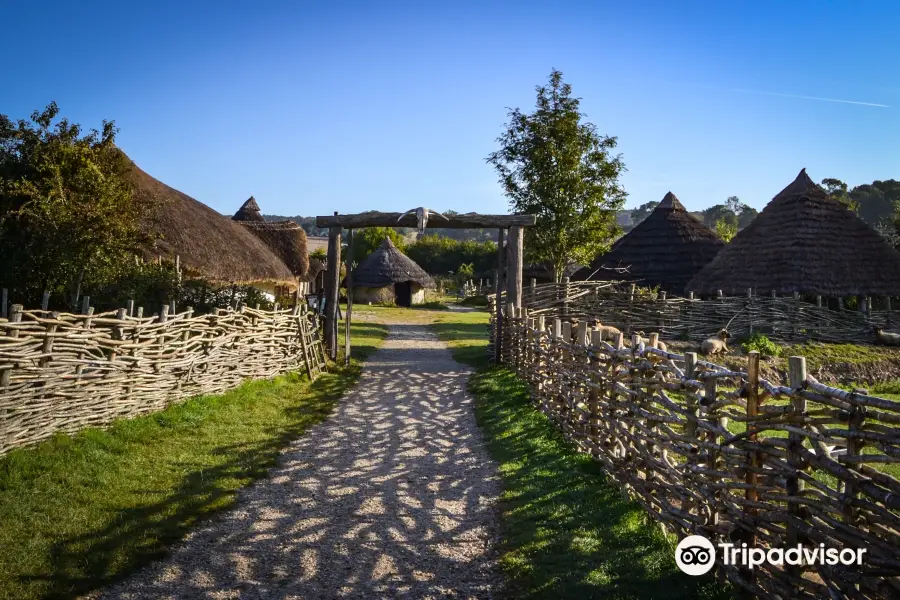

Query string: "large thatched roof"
[124, 155, 296, 286]
[351, 238, 435, 288]
[573, 192, 724, 293]
[232, 198, 309, 277]
[232, 196, 265, 222]
[686, 169, 900, 297]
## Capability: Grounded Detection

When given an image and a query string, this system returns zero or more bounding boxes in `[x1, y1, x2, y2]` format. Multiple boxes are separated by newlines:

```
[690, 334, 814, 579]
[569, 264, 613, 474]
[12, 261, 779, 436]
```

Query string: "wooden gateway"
[314, 210, 536, 363]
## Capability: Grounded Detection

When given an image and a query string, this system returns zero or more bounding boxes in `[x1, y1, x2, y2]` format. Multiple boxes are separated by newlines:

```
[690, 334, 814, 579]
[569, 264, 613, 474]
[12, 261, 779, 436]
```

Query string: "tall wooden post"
[494, 228, 506, 364]
[506, 225, 524, 310]
[345, 228, 354, 366]
[324, 213, 342, 361]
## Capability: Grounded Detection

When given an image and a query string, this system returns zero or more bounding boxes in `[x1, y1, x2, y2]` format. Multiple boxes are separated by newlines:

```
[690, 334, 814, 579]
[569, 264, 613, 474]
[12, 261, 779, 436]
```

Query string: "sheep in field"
[874, 327, 900, 346]
[701, 329, 730, 355]
[589, 319, 622, 341]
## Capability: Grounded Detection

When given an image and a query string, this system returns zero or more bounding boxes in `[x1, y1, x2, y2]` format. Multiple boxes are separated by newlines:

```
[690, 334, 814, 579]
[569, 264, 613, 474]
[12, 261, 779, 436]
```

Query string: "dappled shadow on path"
[98, 325, 500, 599]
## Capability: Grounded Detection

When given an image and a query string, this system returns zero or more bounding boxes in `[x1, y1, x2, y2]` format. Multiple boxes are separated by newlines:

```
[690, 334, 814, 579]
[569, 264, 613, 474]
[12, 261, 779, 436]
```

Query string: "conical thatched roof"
[232, 196, 309, 277]
[573, 192, 724, 293]
[351, 238, 435, 288]
[232, 196, 265, 222]
[124, 154, 296, 286]
[686, 169, 900, 297]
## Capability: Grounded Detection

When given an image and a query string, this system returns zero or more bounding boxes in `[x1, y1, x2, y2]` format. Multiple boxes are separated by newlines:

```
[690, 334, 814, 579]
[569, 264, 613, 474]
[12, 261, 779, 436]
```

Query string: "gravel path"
[97, 324, 502, 600]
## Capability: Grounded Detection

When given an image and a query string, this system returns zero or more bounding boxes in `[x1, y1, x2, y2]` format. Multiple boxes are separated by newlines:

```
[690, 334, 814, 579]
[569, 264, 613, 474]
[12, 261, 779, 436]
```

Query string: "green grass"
[0, 321, 389, 600]
[459, 294, 490, 307]
[416, 300, 449, 310]
[432, 311, 730, 599]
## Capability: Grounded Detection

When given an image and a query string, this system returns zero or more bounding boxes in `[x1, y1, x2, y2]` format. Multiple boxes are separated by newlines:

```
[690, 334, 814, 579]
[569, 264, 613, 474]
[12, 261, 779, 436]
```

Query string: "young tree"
[0, 103, 149, 306]
[487, 70, 626, 282]
[715, 218, 738, 242]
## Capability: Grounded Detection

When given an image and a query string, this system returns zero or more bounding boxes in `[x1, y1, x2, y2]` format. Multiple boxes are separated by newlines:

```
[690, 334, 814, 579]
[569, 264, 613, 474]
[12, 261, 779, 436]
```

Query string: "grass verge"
[0, 321, 388, 600]
[433, 310, 730, 599]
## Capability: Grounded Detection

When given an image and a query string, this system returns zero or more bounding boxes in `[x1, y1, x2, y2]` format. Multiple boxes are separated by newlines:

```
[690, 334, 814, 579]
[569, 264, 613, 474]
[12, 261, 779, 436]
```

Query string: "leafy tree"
[737, 205, 758, 229]
[310, 248, 327, 262]
[405, 234, 496, 275]
[715, 218, 738, 242]
[822, 178, 859, 213]
[487, 69, 626, 282]
[702, 204, 737, 229]
[349, 227, 406, 264]
[630, 201, 658, 226]
[0, 103, 151, 307]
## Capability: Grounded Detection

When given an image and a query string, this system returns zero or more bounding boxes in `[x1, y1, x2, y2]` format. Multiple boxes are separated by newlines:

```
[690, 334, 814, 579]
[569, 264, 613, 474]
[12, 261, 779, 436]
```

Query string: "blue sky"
[2, 0, 897, 216]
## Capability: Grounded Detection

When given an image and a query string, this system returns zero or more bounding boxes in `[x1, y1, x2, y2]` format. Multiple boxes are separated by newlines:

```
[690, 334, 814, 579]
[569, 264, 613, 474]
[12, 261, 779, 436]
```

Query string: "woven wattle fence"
[0, 303, 326, 456]
[496, 280, 895, 346]
[492, 302, 900, 599]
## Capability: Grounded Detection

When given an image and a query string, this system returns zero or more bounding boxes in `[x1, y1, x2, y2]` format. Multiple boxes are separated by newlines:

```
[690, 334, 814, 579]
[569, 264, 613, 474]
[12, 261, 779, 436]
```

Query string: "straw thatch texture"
[0, 303, 326, 456]
[490, 296, 900, 599]
[687, 170, 900, 297]
[351, 238, 435, 289]
[232, 196, 266, 222]
[125, 156, 296, 286]
[238, 221, 309, 278]
[574, 192, 724, 293]
[303, 258, 326, 284]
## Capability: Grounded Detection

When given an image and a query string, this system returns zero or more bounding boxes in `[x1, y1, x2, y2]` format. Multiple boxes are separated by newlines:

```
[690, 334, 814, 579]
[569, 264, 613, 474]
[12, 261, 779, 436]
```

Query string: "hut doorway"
[395, 281, 413, 307]
[315, 210, 536, 365]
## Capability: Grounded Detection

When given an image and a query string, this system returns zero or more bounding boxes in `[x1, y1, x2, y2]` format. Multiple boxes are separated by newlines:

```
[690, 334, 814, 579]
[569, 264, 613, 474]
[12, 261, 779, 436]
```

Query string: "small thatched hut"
[232, 197, 309, 279]
[350, 238, 435, 306]
[232, 196, 266, 222]
[125, 155, 296, 288]
[573, 192, 724, 293]
[686, 169, 900, 297]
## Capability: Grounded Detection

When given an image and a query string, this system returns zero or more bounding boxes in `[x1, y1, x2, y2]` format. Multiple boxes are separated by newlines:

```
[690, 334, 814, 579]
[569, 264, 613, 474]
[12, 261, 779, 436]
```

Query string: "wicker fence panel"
[0, 304, 326, 456]
[494, 302, 900, 599]
[497, 281, 891, 345]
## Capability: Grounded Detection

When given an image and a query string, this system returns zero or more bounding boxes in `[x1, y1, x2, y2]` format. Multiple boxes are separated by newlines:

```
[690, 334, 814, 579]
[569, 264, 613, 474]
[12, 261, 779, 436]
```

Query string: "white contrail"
[729, 88, 889, 108]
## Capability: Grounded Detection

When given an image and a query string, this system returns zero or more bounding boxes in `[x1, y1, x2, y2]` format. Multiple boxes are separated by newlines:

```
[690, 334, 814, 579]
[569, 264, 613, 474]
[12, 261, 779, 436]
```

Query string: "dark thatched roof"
[124, 154, 296, 286]
[351, 238, 435, 289]
[231, 196, 308, 277]
[686, 169, 900, 297]
[302, 257, 326, 284]
[232, 196, 265, 222]
[237, 220, 309, 278]
[573, 192, 724, 293]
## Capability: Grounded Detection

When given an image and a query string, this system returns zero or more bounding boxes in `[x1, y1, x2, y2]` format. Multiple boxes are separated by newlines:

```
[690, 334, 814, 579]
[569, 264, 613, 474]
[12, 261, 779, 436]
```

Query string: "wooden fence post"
[41, 290, 50, 313]
[743, 350, 761, 588]
[786, 355, 808, 588]
[0, 289, 6, 319]
[684, 352, 698, 437]
[81, 296, 90, 315]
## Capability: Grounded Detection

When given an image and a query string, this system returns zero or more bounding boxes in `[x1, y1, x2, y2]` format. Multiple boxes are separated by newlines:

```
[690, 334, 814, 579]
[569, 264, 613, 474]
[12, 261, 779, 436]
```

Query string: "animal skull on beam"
[398, 207, 449, 235]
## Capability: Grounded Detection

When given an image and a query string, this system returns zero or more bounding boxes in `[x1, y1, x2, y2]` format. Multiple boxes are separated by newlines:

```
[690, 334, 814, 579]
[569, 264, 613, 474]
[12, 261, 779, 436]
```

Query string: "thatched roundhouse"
[573, 192, 724, 293]
[124, 155, 296, 288]
[686, 169, 900, 298]
[350, 238, 435, 306]
[232, 198, 309, 279]
[232, 196, 266, 222]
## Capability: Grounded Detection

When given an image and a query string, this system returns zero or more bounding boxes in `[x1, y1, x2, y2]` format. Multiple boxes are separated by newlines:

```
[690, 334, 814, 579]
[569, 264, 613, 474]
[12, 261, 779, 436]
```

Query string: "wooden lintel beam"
[315, 212, 536, 229]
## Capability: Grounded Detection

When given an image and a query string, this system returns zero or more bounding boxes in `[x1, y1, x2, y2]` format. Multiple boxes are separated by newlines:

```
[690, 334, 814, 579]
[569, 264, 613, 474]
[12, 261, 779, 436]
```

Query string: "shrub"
[416, 301, 449, 310]
[742, 332, 781, 357]
[460, 295, 489, 307]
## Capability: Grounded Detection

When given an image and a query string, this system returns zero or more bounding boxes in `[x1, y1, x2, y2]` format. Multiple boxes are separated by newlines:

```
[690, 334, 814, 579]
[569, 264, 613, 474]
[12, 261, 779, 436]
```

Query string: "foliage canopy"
[487, 70, 626, 282]
[0, 103, 152, 307]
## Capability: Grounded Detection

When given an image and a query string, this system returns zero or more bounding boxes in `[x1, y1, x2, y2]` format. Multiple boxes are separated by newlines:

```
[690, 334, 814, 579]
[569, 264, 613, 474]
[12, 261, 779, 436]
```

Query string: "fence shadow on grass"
[468, 367, 730, 600]
[18, 369, 355, 600]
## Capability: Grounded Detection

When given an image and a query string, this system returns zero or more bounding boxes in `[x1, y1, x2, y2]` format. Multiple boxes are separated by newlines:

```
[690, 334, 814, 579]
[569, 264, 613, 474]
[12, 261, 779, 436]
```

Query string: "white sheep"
[700, 329, 730, 355]
[874, 327, 900, 346]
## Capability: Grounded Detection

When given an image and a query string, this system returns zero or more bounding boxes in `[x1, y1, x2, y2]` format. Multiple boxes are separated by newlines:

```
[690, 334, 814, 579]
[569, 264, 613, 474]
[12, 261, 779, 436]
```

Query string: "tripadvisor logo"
[675, 535, 867, 576]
